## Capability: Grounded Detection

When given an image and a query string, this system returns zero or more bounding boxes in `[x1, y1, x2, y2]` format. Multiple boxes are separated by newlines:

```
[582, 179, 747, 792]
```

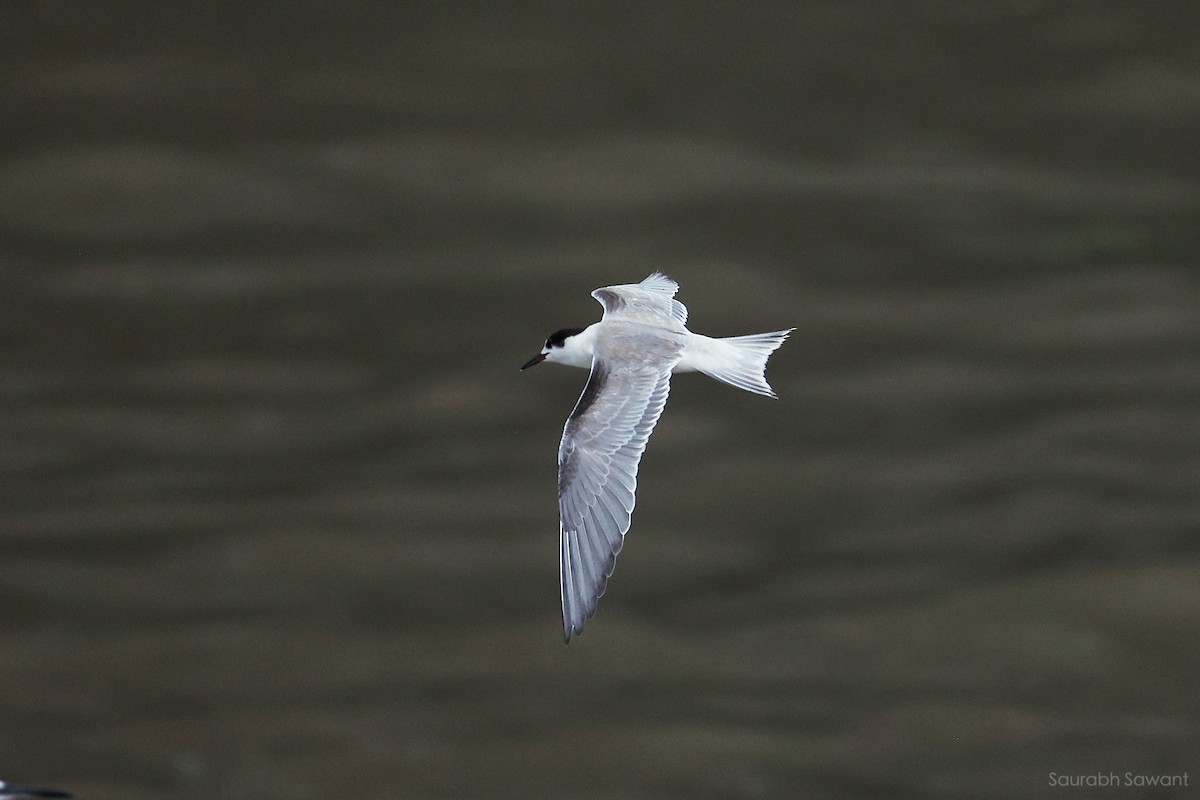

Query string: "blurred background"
[2, 2, 1198, 798]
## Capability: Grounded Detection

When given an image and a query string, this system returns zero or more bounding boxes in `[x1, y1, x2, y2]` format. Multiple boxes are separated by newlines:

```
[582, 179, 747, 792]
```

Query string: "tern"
[0, 783, 71, 799]
[522, 272, 792, 641]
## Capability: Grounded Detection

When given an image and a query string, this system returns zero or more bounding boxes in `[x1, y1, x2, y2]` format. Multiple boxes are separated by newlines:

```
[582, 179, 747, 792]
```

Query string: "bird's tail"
[695, 328, 794, 398]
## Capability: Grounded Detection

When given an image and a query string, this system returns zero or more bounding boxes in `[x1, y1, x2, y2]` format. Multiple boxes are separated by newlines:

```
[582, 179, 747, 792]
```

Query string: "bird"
[0, 783, 71, 799]
[521, 272, 792, 641]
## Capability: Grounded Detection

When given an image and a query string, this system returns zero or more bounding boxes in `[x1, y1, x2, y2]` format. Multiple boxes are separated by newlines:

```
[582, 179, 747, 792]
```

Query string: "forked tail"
[695, 328, 794, 398]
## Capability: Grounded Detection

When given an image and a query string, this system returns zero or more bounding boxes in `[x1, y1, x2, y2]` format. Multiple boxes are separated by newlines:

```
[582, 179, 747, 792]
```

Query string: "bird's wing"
[592, 272, 688, 327]
[557, 352, 677, 642]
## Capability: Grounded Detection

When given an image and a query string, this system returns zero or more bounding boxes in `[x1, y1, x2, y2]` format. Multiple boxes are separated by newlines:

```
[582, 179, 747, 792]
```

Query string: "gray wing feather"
[591, 272, 688, 328]
[558, 359, 674, 642]
[670, 298, 688, 325]
[638, 272, 688, 323]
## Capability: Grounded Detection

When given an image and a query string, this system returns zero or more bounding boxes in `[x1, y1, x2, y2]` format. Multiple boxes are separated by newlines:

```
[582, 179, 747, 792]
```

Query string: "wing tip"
[563, 609, 591, 644]
[639, 271, 679, 293]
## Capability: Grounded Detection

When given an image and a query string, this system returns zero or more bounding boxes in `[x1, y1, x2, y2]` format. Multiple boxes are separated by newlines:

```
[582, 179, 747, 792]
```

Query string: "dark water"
[3, 3, 1199, 798]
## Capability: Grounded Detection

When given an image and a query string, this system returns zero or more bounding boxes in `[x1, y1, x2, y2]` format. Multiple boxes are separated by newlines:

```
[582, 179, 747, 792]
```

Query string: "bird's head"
[521, 327, 588, 369]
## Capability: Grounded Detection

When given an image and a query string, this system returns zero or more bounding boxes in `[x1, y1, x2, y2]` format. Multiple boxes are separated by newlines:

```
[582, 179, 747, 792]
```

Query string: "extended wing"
[592, 272, 688, 327]
[557, 358, 674, 641]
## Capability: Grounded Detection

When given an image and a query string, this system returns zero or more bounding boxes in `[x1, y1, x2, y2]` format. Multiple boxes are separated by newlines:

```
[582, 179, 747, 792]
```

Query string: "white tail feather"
[685, 328, 794, 398]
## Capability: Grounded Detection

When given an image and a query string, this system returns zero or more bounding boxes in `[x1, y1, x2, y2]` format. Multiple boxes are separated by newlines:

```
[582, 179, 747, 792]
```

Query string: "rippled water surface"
[2, 4, 1199, 798]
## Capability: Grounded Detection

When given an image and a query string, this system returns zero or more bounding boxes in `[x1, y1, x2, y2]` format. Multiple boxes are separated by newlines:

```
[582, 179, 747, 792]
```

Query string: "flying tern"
[522, 272, 792, 641]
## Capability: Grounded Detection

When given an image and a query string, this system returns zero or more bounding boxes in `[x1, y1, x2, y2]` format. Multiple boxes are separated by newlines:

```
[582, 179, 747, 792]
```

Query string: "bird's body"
[522, 273, 792, 641]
